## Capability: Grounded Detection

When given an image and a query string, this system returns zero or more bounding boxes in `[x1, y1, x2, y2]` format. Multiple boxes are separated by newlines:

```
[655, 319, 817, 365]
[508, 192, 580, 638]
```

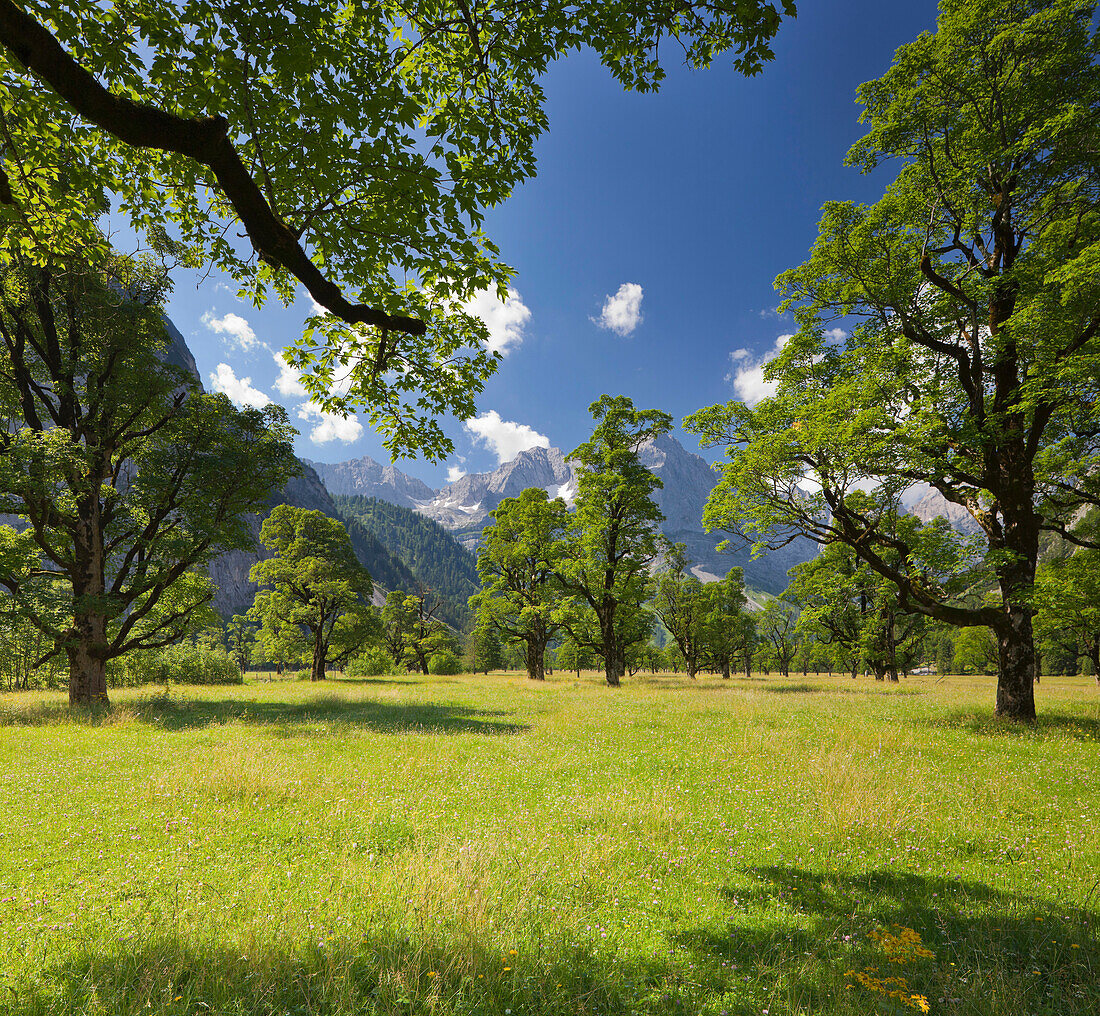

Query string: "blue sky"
[166, 0, 940, 488]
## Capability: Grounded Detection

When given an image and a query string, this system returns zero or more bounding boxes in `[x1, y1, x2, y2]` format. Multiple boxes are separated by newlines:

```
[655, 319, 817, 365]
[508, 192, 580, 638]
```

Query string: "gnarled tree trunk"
[68, 502, 110, 707]
[525, 633, 546, 681]
[311, 635, 327, 681]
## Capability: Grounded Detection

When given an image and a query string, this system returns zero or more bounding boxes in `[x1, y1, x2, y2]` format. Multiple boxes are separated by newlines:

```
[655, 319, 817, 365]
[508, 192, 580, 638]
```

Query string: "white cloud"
[272, 350, 309, 398]
[824, 327, 848, 343]
[725, 334, 793, 407]
[464, 410, 549, 464]
[594, 282, 643, 336]
[297, 403, 363, 444]
[462, 287, 531, 356]
[208, 363, 271, 408]
[446, 464, 467, 483]
[201, 310, 259, 351]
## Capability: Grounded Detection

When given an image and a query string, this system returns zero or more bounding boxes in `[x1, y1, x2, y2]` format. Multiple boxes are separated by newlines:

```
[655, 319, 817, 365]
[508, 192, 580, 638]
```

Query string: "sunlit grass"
[1, 670, 1097, 1015]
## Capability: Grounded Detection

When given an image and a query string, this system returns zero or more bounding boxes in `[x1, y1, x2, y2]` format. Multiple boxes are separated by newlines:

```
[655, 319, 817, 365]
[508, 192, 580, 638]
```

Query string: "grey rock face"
[415, 446, 575, 547]
[909, 489, 984, 537]
[303, 455, 436, 507]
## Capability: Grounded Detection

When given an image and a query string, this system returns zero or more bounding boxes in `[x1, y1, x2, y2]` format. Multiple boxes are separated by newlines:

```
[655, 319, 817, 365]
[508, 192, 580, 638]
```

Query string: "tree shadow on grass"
[12, 869, 1100, 1016]
[921, 709, 1100, 741]
[0, 694, 528, 736]
[671, 866, 1099, 1015]
[11, 932, 689, 1016]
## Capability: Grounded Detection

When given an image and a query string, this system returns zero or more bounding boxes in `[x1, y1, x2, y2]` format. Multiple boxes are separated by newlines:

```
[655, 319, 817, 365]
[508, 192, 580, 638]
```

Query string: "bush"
[347, 647, 398, 677]
[107, 644, 242, 686]
[428, 651, 462, 675]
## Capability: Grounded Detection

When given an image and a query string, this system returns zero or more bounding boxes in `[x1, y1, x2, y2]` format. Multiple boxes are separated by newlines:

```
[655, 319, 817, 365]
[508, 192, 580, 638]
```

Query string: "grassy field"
[0, 670, 1097, 1016]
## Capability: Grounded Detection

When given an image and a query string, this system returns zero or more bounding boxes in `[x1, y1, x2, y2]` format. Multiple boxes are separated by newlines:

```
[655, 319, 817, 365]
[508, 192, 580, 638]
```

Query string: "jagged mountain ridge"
[313, 435, 816, 595]
[304, 455, 436, 507]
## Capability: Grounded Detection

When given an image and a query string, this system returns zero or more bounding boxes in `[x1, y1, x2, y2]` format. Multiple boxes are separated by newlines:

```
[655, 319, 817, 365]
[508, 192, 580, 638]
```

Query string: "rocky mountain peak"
[304, 454, 436, 508]
[909, 489, 984, 537]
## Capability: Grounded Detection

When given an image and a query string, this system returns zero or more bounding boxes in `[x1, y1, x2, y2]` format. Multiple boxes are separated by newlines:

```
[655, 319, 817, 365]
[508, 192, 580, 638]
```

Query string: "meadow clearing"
[0, 671, 1097, 1016]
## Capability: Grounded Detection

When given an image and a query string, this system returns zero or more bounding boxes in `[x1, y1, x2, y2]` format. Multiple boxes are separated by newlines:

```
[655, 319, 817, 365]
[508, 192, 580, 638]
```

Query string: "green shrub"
[107, 644, 243, 687]
[347, 648, 398, 677]
[427, 651, 462, 675]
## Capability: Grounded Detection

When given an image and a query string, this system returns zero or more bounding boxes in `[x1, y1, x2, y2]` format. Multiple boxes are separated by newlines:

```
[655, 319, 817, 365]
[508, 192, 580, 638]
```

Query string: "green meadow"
[1, 672, 1097, 1016]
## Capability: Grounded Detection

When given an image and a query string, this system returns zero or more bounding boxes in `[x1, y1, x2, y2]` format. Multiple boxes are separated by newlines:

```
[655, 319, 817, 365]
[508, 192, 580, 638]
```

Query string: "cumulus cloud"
[208, 363, 271, 408]
[726, 334, 793, 407]
[462, 287, 532, 356]
[594, 282, 643, 336]
[464, 410, 549, 464]
[201, 310, 259, 351]
[297, 403, 363, 444]
[824, 327, 848, 343]
[446, 464, 467, 483]
[272, 350, 309, 398]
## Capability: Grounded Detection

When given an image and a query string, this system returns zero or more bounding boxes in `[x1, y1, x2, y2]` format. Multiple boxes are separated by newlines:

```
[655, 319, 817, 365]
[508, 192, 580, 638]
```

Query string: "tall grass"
[0, 670, 1096, 1015]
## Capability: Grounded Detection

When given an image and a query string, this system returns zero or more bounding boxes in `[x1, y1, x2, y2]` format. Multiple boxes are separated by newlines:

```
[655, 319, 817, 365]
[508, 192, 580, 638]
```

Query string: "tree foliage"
[380, 589, 451, 673]
[557, 396, 670, 686]
[698, 567, 752, 680]
[470, 487, 568, 680]
[686, 0, 1100, 719]
[0, 242, 297, 705]
[249, 505, 376, 682]
[651, 541, 708, 679]
[1034, 549, 1100, 680]
[0, 0, 794, 458]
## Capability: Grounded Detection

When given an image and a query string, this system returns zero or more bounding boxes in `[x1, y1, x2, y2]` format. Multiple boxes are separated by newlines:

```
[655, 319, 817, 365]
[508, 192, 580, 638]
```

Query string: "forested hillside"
[333, 495, 480, 629]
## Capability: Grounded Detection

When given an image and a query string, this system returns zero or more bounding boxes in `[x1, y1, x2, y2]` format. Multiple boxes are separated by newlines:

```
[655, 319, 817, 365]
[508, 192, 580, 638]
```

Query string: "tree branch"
[0, 0, 427, 336]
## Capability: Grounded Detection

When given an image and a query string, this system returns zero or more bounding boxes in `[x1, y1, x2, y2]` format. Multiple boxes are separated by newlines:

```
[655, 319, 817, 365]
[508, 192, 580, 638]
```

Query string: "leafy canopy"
[250, 505, 376, 680]
[0, 0, 794, 458]
[686, 0, 1100, 628]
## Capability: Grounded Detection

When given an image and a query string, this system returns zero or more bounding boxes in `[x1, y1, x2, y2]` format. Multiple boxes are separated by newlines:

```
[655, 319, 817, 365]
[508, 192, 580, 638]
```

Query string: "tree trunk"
[604, 640, 623, 687]
[311, 635, 327, 681]
[526, 635, 546, 680]
[67, 630, 108, 706]
[598, 607, 621, 687]
[68, 511, 110, 707]
[991, 504, 1038, 720]
[885, 610, 899, 682]
[686, 660, 697, 679]
[721, 660, 731, 680]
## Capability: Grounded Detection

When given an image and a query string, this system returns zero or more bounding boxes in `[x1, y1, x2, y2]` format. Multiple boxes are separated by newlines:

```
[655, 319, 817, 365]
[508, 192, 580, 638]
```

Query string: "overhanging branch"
[0, 0, 427, 336]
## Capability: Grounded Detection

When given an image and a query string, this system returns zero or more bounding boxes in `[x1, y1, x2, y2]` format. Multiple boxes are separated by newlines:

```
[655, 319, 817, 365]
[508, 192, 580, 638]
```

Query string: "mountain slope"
[909, 489, 984, 537]
[157, 326, 414, 617]
[332, 495, 479, 628]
